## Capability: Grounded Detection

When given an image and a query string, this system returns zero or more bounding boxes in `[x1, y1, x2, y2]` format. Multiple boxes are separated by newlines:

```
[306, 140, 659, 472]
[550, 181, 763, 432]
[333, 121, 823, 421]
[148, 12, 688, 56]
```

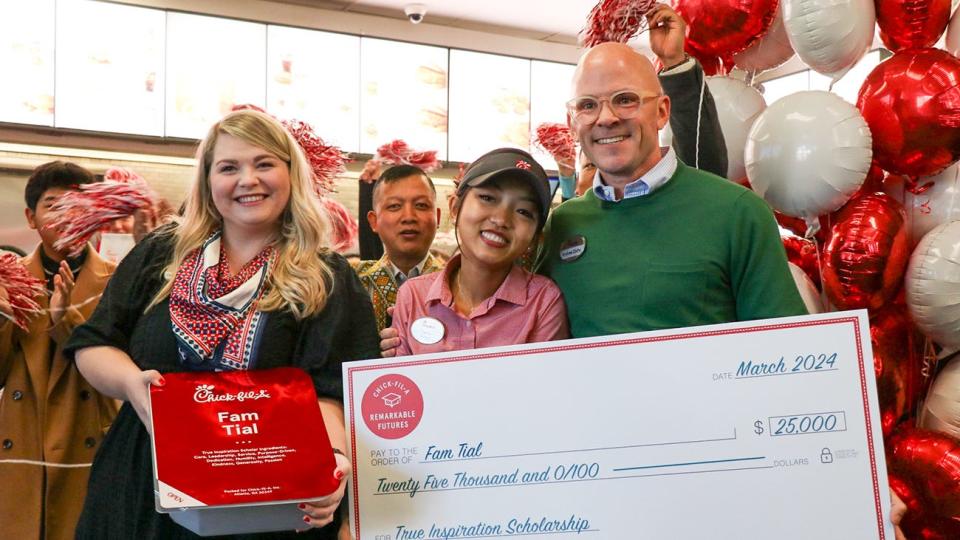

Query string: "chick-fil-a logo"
[192, 384, 271, 403]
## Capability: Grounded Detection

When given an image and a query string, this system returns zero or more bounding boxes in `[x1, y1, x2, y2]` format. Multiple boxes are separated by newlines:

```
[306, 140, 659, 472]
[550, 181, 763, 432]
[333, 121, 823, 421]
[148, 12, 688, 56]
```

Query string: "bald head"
[572, 43, 663, 98]
[568, 42, 671, 191]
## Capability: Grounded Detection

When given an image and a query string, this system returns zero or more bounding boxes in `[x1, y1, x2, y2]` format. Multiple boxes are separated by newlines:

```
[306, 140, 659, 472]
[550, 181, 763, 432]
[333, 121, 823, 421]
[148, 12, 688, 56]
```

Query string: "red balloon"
[887, 427, 960, 539]
[870, 305, 925, 437]
[875, 0, 952, 52]
[821, 193, 910, 310]
[781, 234, 820, 289]
[673, 0, 778, 76]
[857, 48, 960, 179]
[776, 213, 829, 243]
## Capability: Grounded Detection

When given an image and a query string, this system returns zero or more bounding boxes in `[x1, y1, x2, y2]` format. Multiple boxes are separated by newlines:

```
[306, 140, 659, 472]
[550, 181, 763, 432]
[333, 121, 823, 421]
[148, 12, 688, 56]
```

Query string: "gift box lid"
[149, 367, 339, 520]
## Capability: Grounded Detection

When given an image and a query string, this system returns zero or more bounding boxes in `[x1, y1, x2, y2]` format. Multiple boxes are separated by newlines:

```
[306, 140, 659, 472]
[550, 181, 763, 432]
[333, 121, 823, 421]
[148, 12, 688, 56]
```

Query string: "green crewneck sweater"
[540, 161, 807, 338]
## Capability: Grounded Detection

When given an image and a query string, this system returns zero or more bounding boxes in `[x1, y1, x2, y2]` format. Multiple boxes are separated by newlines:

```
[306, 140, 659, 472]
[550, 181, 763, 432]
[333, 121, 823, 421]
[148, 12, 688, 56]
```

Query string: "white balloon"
[744, 90, 872, 223]
[733, 10, 796, 73]
[948, 7, 960, 57]
[781, 0, 875, 82]
[920, 356, 960, 440]
[905, 221, 960, 350]
[705, 77, 767, 182]
[788, 262, 824, 314]
[884, 164, 960, 246]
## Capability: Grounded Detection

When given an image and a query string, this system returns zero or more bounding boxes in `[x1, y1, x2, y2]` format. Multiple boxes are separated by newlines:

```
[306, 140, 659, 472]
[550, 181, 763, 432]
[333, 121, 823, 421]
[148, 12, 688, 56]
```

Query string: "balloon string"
[0, 293, 104, 326]
[695, 73, 705, 169]
[815, 216, 829, 311]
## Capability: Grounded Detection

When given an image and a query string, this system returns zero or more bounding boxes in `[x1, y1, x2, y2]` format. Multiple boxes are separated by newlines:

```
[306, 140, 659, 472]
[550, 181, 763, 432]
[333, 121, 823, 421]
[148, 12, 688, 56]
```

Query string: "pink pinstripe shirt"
[391, 255, 569, 356]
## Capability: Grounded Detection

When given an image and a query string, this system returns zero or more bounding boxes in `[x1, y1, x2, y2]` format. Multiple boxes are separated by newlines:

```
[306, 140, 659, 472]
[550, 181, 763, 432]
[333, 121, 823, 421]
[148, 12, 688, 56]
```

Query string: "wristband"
[662, 53, 691, 72]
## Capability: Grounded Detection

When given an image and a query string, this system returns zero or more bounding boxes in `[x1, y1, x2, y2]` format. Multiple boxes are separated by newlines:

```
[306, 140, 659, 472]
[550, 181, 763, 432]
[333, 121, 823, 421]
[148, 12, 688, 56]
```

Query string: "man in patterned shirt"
[353, 165, 444, 332]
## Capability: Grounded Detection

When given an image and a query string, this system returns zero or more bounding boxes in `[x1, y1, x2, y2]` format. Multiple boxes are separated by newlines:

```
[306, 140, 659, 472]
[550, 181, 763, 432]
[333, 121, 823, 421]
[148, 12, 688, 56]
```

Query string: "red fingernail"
[303, 516, 311, 523]
[335, 470, 344, 480]
[157, 377, 166, 386]
[298, 503, 306, 509]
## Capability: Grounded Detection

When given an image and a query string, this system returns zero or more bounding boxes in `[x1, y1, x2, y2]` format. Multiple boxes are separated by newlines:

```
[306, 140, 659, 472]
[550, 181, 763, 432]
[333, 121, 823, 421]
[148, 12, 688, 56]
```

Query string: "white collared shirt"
[387, 255, 430, 284]
[592, 146, 678, 202]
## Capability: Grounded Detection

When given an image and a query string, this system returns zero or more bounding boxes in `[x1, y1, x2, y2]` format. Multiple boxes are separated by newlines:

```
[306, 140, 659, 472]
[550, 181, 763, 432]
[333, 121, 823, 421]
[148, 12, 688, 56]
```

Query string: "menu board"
[0, 0, 55, 126]
[360, 37, 448, 159]
[55, 0, 165, 136]
[166, 13, 266, 139]
[448, 50, 531, 163]
[530, 60, 577, 171]
[267, 25, 360, 151]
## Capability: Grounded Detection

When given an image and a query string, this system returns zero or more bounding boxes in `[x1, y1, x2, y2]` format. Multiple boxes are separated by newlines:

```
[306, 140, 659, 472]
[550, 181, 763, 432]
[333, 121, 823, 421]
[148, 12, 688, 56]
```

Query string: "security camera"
[404, 4, 426, 24]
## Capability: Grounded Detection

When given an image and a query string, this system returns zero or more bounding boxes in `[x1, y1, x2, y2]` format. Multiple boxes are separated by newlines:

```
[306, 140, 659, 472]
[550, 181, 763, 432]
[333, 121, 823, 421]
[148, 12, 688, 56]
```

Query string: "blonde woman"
[65, 109, 378, 539]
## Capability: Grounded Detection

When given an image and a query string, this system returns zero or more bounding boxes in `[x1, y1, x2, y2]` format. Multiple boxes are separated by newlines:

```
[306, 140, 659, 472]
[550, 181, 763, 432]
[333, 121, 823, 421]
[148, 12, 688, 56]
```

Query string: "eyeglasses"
[566, 90, 662, 123]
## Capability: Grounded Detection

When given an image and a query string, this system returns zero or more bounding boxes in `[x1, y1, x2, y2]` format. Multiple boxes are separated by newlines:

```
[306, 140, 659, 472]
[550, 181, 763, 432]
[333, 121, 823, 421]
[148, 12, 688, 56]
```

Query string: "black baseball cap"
[458, 148, 552, 228]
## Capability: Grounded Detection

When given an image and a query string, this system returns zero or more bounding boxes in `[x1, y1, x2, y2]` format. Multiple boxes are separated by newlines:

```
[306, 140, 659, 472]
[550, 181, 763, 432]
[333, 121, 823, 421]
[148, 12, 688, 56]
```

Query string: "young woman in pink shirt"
[385, 148, 569, 356]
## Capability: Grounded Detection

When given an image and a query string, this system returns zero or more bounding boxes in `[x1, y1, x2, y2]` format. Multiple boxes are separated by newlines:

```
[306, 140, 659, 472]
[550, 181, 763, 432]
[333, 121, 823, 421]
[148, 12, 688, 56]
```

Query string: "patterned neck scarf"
[169, 231, 276, 371]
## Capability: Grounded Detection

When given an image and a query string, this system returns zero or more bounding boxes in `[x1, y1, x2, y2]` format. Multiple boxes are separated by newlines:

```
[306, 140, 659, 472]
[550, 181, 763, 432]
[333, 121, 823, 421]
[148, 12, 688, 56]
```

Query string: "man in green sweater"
[539, 35, 807, 338]
[539, 35, 910, 535]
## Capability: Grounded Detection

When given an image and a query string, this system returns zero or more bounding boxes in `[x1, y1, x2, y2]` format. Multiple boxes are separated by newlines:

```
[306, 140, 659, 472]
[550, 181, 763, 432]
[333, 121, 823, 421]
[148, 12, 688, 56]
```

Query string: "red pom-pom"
[320, 197, 358, 252]
[534, 123, 577, 169]
[230, 104, 268, 114]
[375, 140, 441, 173]
[103, 167, 144, 184]
[45, 177, 155, 257]
[580, 0, 658, 47]
[282, 119, 348, 196]
[0, 252, 46, 330]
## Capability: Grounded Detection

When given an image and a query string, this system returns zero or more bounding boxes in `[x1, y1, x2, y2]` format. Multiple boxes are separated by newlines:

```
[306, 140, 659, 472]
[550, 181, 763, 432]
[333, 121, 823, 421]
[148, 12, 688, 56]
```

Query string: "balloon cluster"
[667, 1, 960, 533]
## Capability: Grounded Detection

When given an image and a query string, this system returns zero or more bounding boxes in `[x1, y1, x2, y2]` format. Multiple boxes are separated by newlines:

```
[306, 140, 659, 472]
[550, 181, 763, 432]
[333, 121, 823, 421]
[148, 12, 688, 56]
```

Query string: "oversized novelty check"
[343, 311, 894, 539]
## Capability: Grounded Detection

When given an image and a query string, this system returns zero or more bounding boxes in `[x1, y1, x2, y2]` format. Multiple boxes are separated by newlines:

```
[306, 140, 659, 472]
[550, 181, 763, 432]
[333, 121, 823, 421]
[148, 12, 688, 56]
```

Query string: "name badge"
[411, 317, 445, 345]
[559, 235, 587, 262]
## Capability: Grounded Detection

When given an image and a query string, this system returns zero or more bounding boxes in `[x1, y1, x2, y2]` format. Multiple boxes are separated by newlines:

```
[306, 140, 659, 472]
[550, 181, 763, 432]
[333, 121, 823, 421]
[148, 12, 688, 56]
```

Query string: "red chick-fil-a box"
[149, 367, 340, 536]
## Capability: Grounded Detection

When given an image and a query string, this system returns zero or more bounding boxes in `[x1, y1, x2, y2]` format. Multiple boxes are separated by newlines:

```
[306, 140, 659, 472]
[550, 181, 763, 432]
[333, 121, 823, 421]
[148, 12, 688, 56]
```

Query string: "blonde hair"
[149, 109, 334, 319]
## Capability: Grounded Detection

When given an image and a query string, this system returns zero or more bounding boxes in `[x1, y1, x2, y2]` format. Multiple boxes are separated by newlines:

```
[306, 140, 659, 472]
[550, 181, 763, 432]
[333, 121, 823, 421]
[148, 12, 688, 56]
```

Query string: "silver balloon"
[885, 164, 960, 246]
[948, 7, 960, 57]
[906, 221, 960, 350]
[705, 77, 766, 182]
[781, 0, 875, 82]
[733, 10, 795, 74]
[920, 356, 960, 440]
[744, 90, 872, 226]
[788, 262, 824, 314]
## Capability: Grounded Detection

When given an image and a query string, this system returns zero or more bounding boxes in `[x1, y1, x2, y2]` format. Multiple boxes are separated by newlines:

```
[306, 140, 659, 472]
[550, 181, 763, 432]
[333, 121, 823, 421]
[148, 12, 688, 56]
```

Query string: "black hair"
[24, 161, 96, 211]
[371, 165, 436, 206]
[0, 245, 27, 257]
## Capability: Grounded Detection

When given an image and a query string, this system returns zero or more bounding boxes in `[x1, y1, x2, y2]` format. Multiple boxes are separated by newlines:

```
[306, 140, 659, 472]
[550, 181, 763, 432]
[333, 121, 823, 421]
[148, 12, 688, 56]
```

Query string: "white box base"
[162, 501, 311, 537]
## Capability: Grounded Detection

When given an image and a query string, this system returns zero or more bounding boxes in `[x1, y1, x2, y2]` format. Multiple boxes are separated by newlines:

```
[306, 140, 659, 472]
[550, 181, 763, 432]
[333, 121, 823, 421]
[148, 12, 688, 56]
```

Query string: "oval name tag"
[559, 235, 587, 262]
[411, 317, 445, 345]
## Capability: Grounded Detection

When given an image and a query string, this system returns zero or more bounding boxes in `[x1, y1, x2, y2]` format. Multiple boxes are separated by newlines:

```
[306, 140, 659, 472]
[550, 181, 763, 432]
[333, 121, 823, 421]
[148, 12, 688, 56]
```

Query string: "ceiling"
[275, 0, 611, 45]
